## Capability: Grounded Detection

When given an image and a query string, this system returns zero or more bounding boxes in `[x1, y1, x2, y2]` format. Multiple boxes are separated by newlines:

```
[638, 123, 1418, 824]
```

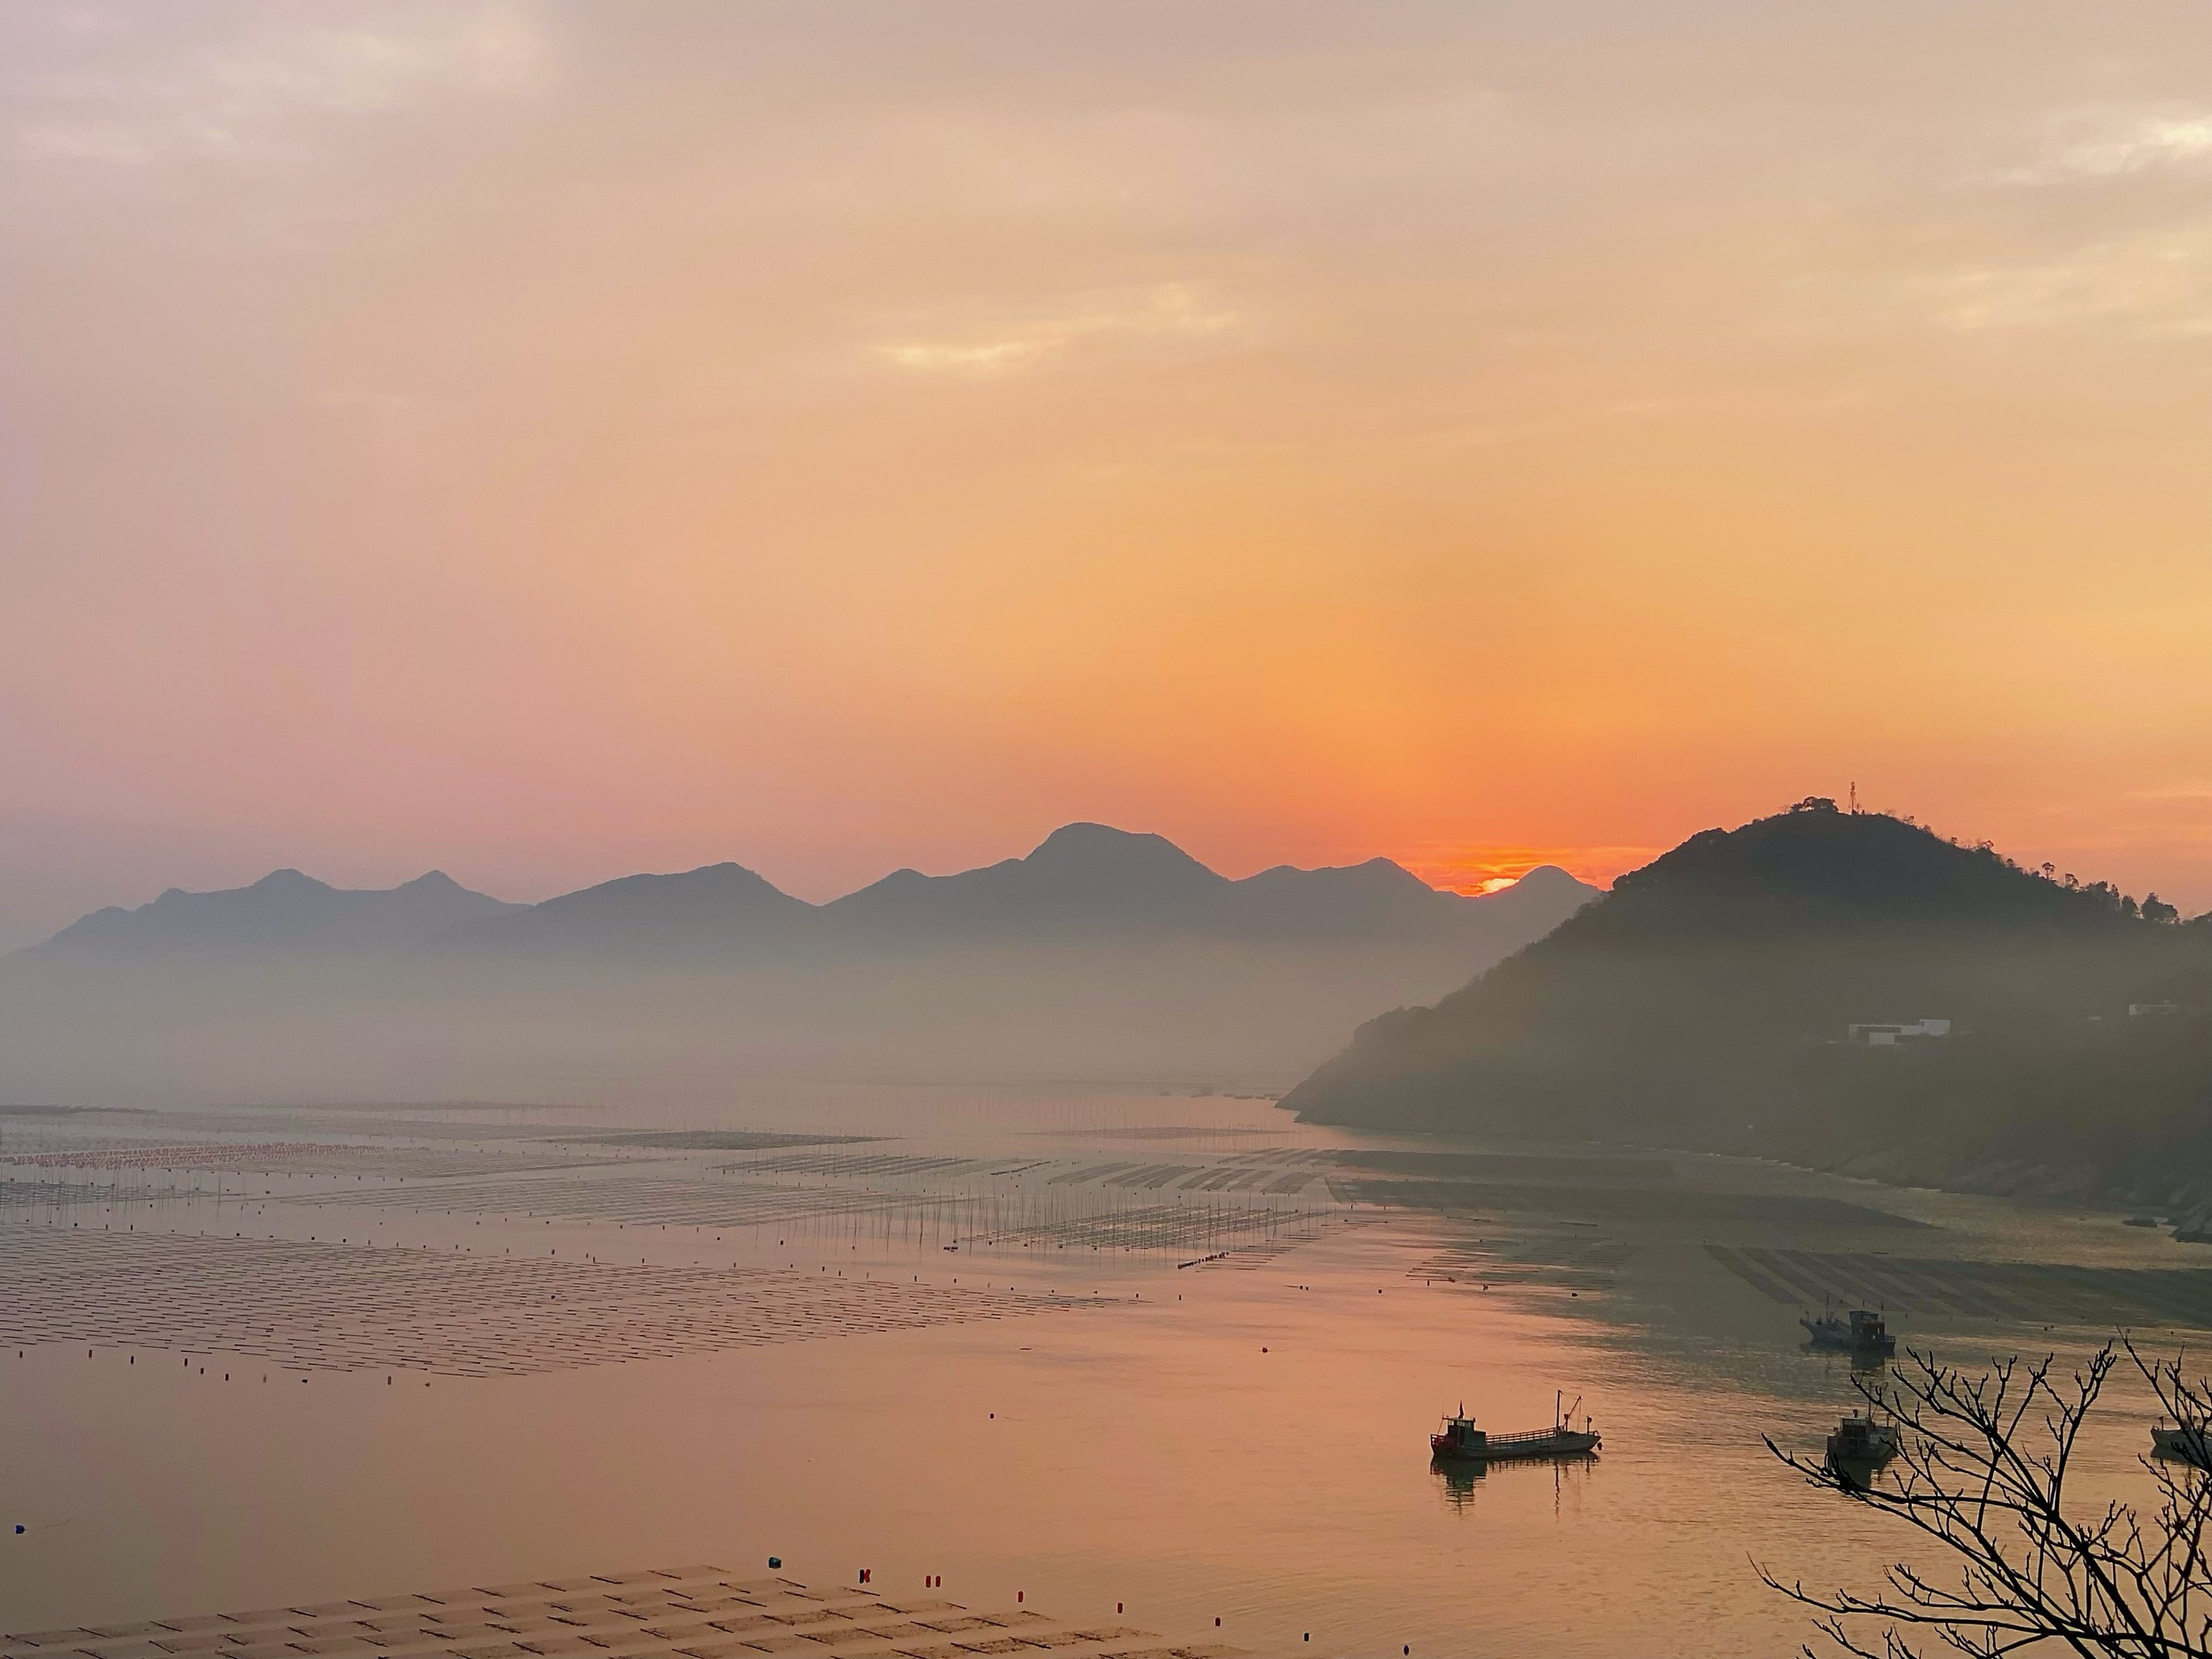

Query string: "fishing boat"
[2151, 1423, 2212, 1469]
[1801, 1303, 1896, 1358]
[1826, 1413, 1899, 1474]
[1429, 1393, 1600, 1462]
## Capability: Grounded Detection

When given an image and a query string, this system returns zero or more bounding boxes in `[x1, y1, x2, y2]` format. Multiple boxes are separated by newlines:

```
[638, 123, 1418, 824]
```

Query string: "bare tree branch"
[1757, 1341, 2212, 1658]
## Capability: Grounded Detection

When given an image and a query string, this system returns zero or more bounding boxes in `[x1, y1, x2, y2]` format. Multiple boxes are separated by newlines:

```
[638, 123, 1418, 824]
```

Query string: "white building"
[1848, 1018, 1952, 1047]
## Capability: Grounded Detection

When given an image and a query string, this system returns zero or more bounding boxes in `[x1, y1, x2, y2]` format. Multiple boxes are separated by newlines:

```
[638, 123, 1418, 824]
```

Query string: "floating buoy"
[767, 1556, 781, 1569]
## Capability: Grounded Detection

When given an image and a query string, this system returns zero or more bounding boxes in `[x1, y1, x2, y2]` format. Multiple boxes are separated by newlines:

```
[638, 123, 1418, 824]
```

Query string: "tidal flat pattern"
[1708, 1244, 2212, 1328]
[586, 1131, 881, 1152]
[1336, 1181, 1924, 1231]
[1405, 1232, 1636, 1292]
[718, 1154, 1044, 1181]
[284, 1176, 923, 1229]
[955, 1201, 1326, 1255]
[0, 1567, 1249, 1659]
[0, 1226, 1079, 1376]
[0, 1145, 628, 1181]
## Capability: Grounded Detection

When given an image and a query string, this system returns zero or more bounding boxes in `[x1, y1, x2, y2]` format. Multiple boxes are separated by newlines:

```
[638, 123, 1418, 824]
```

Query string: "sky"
[2, 0, 2208, 949]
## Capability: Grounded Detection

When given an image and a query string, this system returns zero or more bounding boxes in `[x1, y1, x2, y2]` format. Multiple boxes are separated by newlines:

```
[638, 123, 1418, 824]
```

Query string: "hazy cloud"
[875, 283, 1244, 378]
[1915, 222, 2212, 335]
[13, 3, 547, 167]
[1998, 107, 2212, 185]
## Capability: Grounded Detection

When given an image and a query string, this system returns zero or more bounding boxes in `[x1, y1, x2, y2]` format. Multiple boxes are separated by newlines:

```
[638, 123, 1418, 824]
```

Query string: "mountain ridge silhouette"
[29, 822, 1596, 961]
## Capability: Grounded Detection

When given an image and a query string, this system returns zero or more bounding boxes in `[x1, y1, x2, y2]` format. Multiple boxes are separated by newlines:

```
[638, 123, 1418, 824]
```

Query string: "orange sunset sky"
[2, 2, 2208, 948]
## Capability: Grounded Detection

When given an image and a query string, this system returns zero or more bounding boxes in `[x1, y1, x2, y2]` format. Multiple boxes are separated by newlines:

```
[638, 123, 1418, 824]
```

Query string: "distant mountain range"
[42, 868, 521, 955]
[27, 823, 1599, 962]
[0, 823, 1601, 1103]
[1283, 800, 2212, 1211]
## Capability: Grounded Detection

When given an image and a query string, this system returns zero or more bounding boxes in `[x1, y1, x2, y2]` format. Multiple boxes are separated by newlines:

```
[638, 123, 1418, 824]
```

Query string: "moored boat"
[1826, 1412, 1899, 1476]
[1430, 1393, 1600, 1462]
[1801, 1304, 1896, 1358]
[2152, 1424, 2212, 1469]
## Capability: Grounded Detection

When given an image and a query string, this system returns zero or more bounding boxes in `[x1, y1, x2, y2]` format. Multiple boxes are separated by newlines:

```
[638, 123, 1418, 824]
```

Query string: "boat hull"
[1431, 1430, 1600, 1462]
[1802, 1313, 1896, 1358]
[2153, 1427, 2212, 1469]
[1826, 1437, 1898, 1470]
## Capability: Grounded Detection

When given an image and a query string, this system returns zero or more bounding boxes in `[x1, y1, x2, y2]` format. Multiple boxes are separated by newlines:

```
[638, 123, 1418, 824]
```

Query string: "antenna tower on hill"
[1849, 781, 1858, 814]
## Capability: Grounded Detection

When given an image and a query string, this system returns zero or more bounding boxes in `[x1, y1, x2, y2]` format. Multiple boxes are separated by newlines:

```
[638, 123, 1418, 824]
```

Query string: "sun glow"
[0, 2, 2206, 946]
[1393, 847, 1659, 898]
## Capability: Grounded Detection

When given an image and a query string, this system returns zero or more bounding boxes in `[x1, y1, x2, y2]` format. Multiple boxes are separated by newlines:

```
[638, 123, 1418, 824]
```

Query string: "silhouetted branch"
[1756, 1341, 2212, 1657]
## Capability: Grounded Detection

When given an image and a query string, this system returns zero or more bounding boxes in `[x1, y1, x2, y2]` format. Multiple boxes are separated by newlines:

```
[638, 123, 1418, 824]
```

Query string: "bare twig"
[1757, 1341, 2212, 1658]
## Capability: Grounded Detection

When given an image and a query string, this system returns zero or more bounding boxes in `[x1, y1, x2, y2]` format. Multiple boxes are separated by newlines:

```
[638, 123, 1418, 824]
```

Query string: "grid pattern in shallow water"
[1708, 1245, 2212, 1328]
[0, 1145, 627, 1180]
[716, 1154, 1040, 1181]
[285, 1177, 933, 1229]
[0, 1567, 1252, 1659]
[0, 1226, 1080, 1376]
[1040, 1164, 1315, 1196]
[955, 1202, 1319, 1254]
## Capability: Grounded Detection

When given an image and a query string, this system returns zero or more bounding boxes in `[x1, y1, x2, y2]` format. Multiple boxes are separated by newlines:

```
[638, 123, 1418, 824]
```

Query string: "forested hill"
[1283, 800, 2212, 1208]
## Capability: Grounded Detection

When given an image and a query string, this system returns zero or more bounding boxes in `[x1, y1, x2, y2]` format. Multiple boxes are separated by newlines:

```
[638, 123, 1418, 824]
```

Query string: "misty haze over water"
[0, 825, 1597, 1105]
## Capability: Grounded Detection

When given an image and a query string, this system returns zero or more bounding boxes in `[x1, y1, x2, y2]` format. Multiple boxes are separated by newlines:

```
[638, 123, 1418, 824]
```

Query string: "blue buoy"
[13, 1525, 23, 1534]
[767, 1556, 781, 1570]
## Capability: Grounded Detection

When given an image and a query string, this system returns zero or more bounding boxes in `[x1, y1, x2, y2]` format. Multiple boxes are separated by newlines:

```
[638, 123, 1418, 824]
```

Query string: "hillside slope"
[1283, 800, 2212, 1206]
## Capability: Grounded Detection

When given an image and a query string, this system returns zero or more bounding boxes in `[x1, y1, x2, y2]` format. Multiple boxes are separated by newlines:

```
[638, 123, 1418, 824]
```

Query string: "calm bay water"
[0, 1086, 2193, 1657]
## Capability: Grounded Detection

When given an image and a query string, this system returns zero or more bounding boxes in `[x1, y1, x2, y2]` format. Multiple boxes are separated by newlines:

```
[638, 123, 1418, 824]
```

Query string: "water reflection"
[1799, 1341, 1890, 1375]
[1432, 1451, 1600, 1512]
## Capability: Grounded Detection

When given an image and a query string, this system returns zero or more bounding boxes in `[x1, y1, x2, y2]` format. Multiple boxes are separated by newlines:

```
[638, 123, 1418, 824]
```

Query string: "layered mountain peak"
[39, 868, 518, 955]
[1502, 864, 1588, 895]
[1008, 822, 1228, 904]
[1023, 821, 1219, 876]
[246, 867, 327, 893]
[26, 825, 1603, 962]
[1241, 855, 1431, 893]
[822, 823, 1226, 939]
[433, 861, 812, 957]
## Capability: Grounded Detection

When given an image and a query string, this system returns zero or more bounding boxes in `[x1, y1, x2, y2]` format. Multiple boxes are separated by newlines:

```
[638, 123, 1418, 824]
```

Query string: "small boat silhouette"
[2152, 1423, 2212, 1469]
[1430, 1392, 1600, 1462]
[1825, 1412, 1898, 1487]
[1801, 1302, 1896, 1358]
